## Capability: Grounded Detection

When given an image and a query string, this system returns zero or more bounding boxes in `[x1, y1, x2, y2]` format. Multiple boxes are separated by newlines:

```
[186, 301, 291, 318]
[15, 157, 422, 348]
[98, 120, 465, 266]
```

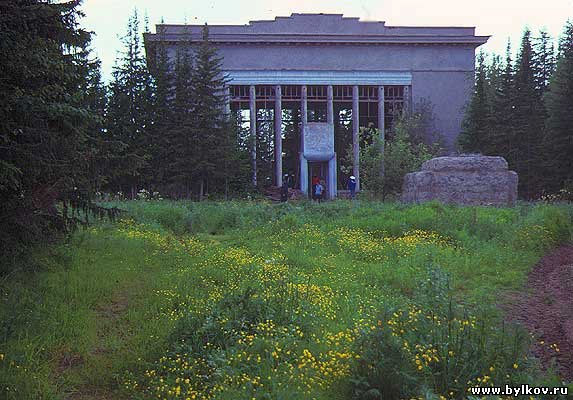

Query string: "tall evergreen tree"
[0, 0, 112, 268]
[530, 29, 556, 191]
[458, 52, 491, 152]
[106, 9, 154, 197]
[169, 44, 196, 197]
[512, 29, 545, 197]
[486, 54, 503, 99]
[80, 54, 111, 192]
[189, 25, 231, 199]
[489, 41, 515, 160]
[544, 20, 573, 191]
[532, 29, 556, 94]
[146, 23, 174, 189]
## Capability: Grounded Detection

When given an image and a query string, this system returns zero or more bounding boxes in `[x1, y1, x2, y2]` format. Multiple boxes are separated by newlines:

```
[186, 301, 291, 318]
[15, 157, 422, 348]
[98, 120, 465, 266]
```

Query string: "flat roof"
[144, 13, 489, 47]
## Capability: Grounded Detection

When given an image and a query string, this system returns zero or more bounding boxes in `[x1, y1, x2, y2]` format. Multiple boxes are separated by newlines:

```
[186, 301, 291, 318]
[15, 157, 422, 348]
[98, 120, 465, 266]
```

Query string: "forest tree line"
[95, 11, 250, 200]
[458, 23, 573, 199]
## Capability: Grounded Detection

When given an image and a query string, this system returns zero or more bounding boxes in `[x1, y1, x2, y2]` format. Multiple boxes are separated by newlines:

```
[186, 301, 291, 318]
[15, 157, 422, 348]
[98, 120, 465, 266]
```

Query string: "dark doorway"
[308, 161, 329, 199]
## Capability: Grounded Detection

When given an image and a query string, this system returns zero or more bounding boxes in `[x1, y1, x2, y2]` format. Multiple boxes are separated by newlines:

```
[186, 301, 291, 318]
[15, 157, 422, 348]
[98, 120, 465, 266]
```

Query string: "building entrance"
[308, 161, 329, 199]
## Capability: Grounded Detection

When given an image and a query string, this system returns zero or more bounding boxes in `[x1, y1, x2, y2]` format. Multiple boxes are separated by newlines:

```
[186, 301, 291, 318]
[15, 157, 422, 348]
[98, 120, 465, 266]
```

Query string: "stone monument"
[402, 155, 518, 206]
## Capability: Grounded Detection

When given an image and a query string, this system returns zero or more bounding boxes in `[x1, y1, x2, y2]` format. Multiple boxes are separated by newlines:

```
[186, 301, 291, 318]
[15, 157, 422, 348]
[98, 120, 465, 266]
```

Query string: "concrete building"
[144, 13, 488, 198]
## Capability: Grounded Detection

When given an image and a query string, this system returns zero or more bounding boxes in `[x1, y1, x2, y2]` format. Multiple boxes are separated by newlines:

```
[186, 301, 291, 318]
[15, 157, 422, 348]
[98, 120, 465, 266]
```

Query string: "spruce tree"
[80, 54, 111, 192]
[189, 25, 231, 199]
[481, 54, 502, 155]
[532, 29, 556, 94]
[0, 0, 113, 268]
[512, 29, 545, 198]
[487, 54, 503, 100]
[146, 23, 174, 189]
[106, 9, 154, 197]
[531, 29, 556, 192]
[489, 41, 515, 161]
[169, 44, 196, 197]
[458, 52, 491, 152]
[544, 20, 573, 191]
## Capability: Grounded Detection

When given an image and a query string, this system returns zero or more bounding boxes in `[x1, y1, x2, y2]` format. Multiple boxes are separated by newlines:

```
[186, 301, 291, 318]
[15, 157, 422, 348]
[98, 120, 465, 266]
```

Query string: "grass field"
[1, 200, 572, 399]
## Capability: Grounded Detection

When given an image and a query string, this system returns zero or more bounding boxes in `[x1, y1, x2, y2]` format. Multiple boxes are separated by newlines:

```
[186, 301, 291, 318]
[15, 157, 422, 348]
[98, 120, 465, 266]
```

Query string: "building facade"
[144, 14, 488, 198]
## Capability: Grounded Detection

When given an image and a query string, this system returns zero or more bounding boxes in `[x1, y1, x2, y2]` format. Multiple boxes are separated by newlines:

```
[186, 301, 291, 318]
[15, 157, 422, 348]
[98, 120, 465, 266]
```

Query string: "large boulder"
[402, 155, 518, 206]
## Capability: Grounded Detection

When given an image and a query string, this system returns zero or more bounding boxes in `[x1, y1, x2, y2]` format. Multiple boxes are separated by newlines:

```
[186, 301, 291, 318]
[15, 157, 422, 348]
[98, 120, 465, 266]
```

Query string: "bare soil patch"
[56, 350, 84, 374]
[94, 294, 129, 320]
[59, 290, 132, 400]
[507, 244, 573, 381]
[67, 387, 117, 400]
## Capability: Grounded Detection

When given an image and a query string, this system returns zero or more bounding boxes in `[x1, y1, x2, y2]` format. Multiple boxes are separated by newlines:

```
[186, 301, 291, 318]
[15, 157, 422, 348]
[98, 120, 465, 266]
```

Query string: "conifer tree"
[80, 54, 111, 192]
[487, 54, 503, 99]
[106, 9, 154, 197]
[530, 29, 556, 191]
[458, 52, 491, 152]
[189, 25, 231, 199]
[146, 23, 174, 189]
[0, 0, 113, 267]
[459, 23, 572, 197]
[489, 41, 515, 160]
[169, 44, 196, 197]
[544, 20, 573, 191]
[512, 29, 545, 197]
[532, 29, 556, 94]
[480, 54, 502, 155]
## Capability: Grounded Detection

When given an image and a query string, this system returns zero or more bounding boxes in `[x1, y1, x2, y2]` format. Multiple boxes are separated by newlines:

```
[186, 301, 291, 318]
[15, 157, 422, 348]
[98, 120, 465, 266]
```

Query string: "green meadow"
[1, 200, 572, 400]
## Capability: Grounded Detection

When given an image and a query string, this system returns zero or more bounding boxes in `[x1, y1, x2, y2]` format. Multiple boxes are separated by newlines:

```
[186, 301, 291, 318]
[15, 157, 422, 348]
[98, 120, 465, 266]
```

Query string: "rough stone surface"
[402, 155, 518, 206]
[303, 122, 334, 157]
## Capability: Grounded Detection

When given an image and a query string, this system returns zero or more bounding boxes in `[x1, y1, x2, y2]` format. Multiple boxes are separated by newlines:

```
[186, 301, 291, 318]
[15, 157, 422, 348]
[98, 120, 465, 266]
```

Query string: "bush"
[350, 265, 535, 400]
[352, 113, 441, 199]
[122, 201, 192, 235]
[539, 180, 573, 203]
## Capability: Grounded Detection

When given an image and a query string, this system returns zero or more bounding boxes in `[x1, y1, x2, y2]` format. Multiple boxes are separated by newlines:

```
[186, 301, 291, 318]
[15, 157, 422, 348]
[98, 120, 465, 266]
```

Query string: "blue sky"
[80, 0, 573, 82]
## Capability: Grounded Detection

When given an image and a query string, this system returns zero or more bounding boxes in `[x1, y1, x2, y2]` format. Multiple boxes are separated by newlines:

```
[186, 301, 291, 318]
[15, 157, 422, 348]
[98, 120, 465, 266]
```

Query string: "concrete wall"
[212, 44, 475, 72]
[412, 70, 474, 149]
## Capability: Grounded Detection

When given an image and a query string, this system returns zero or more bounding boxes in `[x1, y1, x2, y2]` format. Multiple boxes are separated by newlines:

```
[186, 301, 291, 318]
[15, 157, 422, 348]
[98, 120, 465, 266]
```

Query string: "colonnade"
[228, 84, 393, 193]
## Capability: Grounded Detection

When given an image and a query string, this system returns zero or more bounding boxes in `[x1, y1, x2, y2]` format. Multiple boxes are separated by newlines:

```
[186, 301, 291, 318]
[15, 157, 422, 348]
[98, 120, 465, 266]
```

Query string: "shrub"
[539, 180, 573, 203]
[350, 265, 534, 400]
[349, 113, 441, 199]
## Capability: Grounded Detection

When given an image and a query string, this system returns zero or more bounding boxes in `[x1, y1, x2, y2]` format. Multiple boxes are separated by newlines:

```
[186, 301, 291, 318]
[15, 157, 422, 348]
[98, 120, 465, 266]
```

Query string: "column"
[352, 85, 360, 192]
[404, 85, 411, 115]
[224, 86, 231, 117]
[378, 86, 385, 178]
[301, 85, 308, 132]
[249, 85, 257, 187]
[274, 85, 283, 187]
[328, 154, 337, 199]
[327, 85, 335, 198]
[327, 85, 334, 125]
[300, 85, 308, 194]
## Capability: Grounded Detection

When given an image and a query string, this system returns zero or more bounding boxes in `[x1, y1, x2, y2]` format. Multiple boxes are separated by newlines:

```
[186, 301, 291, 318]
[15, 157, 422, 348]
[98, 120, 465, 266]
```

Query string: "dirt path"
[507, 244, 573, 381]
[62, 289, 132, 400]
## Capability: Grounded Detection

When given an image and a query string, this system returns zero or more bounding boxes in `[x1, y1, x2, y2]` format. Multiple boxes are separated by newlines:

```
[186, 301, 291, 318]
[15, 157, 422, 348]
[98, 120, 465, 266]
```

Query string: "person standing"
[348, 175, 356, 199]
[280, 173, 289, 202]
[315, 180, 324, 203]
[311, 175, 319, 201]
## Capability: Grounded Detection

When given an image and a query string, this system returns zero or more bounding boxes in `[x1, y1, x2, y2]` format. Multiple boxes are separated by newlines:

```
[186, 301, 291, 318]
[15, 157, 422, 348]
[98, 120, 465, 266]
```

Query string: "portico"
[228, 77, 410, 198]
